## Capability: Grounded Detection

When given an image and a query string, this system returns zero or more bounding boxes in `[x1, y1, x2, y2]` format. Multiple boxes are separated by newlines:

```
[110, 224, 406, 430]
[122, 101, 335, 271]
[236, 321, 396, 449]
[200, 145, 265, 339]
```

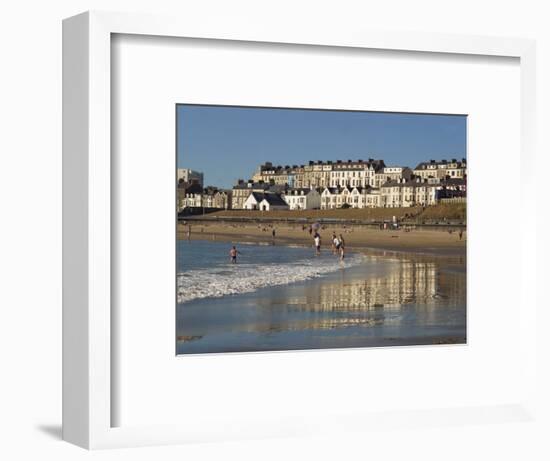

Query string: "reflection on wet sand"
[292, 257, 464, 310]
[176, 252, 466, 353]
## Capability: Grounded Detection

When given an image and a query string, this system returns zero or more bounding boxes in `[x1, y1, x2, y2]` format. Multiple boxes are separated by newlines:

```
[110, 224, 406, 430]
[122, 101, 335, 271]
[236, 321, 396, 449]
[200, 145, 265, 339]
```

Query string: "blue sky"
[177, 105, 466, 189]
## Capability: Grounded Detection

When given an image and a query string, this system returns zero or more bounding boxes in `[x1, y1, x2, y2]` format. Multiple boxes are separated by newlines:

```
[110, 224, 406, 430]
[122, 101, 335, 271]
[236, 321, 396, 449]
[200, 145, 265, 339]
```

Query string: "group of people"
[312, 231, 346, 260]
[229, 230, 346, 264]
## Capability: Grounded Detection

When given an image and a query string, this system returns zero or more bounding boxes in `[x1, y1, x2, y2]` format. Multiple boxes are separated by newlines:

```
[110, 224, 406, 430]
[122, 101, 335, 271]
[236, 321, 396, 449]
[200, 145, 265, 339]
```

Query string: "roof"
[260, 194, 288, 206]
[285, 188, 317, 195]
[181, 183, 203, 194]
[322, 187, 343, 194]
[381, 177, 466, 188]
[233, 182, 270, 190]
[322, 186, 359, 195]
[246, 192, 266, 203]
[414, 159, 467, 170]
[256, 158, 386, 173]
[440, 178, 467, 186]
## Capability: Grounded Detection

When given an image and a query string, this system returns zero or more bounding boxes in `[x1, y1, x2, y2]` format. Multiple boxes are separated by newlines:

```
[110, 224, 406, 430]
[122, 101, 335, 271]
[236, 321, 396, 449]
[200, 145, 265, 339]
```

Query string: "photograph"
[176, 104, 467, 354]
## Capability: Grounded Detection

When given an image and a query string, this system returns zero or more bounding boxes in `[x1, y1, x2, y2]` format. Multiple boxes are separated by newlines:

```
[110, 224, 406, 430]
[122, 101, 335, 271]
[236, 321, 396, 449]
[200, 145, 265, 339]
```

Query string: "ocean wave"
[177, 254, 365, 303]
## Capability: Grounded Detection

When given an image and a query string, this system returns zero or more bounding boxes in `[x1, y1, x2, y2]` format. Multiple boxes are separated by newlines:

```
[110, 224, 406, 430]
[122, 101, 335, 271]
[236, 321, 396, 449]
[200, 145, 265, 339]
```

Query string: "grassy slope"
[199, 203, 466, 222]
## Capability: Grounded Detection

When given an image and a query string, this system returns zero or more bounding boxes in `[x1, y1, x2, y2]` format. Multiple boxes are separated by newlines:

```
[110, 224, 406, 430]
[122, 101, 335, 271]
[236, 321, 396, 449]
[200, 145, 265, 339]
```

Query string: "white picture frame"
[62, 10, 537, 449]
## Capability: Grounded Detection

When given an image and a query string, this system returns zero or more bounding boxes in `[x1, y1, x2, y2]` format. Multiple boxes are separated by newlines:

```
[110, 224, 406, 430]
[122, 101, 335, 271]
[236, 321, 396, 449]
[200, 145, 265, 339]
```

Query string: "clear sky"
[177, 104, 466, 189]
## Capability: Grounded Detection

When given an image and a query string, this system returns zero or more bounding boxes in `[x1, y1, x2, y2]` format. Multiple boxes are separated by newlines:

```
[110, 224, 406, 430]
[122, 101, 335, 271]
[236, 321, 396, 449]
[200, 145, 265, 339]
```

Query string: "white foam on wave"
[177, 254, 365, 304]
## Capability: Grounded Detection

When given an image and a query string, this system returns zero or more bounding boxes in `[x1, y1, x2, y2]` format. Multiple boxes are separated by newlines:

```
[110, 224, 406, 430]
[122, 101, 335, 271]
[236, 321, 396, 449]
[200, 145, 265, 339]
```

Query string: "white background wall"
[0, 0, 548, 459]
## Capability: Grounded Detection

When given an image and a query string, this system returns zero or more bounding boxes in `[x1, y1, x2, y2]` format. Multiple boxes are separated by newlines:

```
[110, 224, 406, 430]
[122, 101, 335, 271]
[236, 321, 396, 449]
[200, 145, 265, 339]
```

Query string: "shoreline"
[177, 241, 467, 354]
[177, 223, 467, 257]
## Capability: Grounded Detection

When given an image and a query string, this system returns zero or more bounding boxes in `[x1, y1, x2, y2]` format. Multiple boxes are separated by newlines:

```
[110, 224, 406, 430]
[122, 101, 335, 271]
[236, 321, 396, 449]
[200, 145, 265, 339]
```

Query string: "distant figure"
[459, 229, 464, 240]
[187, 225, 191, 240]
[308, 226, 313, 236]
[229, 246, 239, 264]
[339, 234, 346, 260]
[333, 233, 341, 254]
[272, 228, 276, 239]
[314, 233, 321, 255]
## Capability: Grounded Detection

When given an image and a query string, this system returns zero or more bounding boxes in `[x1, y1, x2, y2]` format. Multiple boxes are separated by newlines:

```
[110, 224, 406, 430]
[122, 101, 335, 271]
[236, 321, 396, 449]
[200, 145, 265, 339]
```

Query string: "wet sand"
[178, 222, 466, 256]
[177, 250, 466, 354]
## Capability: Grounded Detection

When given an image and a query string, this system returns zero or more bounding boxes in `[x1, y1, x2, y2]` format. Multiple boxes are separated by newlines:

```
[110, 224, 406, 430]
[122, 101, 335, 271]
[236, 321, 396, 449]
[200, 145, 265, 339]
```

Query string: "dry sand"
[177, 222, 466, 256]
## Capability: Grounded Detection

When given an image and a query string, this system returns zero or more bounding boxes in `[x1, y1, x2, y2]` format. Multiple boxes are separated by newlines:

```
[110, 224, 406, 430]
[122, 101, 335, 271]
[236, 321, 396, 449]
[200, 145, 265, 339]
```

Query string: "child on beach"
[229, 246, 239, 264]
[314, 233, 321, 255]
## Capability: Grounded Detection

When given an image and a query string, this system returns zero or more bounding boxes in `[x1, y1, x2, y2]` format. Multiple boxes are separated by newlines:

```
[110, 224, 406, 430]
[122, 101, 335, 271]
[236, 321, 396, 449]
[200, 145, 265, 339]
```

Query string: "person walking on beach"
[459, 229, 464, 240]
[272, 227, 276, 242]
[338, 234, 346, 261]
[331, 233, 338, 254]
[229, 246, 239, 264]
[314, 233, 321, 255]
[187, 225, 191, 240]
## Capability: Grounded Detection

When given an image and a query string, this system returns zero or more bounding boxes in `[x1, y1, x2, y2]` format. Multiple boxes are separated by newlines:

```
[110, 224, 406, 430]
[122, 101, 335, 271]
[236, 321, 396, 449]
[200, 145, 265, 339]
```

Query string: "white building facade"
[283, 188, 321, 210]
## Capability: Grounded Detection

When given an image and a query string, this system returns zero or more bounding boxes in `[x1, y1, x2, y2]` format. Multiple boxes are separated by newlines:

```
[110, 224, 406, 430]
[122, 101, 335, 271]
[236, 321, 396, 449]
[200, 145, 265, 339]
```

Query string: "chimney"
[430, 159, 435, 163]
[452, 158, 457, 163]
[309, 161, 314, 166]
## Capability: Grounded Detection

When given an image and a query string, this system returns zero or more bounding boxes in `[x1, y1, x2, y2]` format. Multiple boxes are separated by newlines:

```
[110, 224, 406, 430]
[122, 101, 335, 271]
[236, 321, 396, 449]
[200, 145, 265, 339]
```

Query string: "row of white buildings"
[235, 177, 466, 211]
[177, 158, 467, 212]
[251, 158, 466, 190]
[177, 183, 231, 211]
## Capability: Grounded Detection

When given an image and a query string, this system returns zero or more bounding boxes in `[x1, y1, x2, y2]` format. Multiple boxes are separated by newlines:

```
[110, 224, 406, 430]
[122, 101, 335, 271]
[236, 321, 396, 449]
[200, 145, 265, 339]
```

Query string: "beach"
[177, 220, 466, 256]
[176, 233, 467, 354]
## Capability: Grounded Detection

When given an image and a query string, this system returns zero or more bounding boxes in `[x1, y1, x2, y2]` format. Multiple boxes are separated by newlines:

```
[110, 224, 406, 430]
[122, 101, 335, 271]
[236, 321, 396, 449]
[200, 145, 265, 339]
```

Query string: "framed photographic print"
[63, 11, 538, 449]
[175, 104, 468, 355]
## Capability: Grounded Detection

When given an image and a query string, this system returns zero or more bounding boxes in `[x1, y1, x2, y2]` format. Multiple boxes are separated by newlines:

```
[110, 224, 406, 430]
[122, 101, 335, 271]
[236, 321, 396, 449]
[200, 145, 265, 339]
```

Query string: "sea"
[176, 239, 467, 354]
[177, 239, 365, 304]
